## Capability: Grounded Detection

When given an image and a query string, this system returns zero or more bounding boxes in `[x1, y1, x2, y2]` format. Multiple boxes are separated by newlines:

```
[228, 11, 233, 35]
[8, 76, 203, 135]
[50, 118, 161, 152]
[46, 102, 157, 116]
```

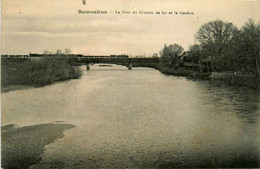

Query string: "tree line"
[159, 19, 260, 76]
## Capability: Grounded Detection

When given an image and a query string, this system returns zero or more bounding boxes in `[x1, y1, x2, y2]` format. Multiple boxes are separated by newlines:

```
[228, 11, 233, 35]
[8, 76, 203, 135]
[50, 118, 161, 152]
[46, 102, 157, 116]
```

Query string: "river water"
[2, 65, 260, 168]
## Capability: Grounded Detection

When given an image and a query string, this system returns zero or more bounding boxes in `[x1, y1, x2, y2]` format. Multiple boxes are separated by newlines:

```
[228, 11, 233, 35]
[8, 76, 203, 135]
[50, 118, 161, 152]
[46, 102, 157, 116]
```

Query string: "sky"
[1, 0, 260, 56]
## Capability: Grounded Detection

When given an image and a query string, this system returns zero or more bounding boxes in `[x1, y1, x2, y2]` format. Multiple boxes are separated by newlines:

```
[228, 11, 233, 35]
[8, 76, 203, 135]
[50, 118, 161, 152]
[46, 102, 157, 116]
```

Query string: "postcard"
[1, 0, 260, 168]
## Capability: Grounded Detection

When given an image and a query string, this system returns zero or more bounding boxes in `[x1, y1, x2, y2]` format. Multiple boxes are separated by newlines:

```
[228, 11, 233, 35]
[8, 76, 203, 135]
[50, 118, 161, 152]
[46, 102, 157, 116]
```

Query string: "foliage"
[56, 49, 63, 55]
[152, 53, 159, 58]
[196, 20, 238, 55]
[234, 19, 260, 74]
[188, 44, 202, 63]
[65, 48, 71, 54]
[1, 57, 82, 87]
[160, 44, 184, 69]
[192, 19, 260, 75]
[196, 20, 239, 71]
[43, 48, 72, 55]
[154, 19, 260, 88]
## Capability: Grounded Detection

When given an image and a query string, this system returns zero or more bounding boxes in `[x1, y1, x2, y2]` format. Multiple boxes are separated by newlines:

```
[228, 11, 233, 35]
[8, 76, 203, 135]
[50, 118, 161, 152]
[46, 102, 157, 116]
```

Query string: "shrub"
[1, 57, 82, 87]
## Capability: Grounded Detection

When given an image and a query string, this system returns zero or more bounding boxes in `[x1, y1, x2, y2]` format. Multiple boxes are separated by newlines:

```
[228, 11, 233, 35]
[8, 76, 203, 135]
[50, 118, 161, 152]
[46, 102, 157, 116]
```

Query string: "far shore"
[127, 63, 260, 89]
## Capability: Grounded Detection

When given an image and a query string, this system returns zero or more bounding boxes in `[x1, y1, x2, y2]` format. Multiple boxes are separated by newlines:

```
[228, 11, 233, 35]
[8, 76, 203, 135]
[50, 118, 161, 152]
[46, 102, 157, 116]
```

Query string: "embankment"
[129, 63, 259, 89]
[210, 72, 259, 89]
[1, 57, 82, 91]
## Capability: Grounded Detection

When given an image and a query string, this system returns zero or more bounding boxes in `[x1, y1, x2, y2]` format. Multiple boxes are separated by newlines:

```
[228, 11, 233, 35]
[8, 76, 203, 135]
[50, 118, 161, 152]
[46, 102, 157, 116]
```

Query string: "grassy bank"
[129, 62, 259, 89]
[210, 72, 260, 89]
[1, 123, 75, 169]
[129, 62, 197, 76]
[1, 57, 82, 89]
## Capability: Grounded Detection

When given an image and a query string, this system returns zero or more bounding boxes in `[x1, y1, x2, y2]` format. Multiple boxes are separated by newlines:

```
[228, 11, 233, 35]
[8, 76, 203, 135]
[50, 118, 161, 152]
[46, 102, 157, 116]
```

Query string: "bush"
[1, 57, 82, 87]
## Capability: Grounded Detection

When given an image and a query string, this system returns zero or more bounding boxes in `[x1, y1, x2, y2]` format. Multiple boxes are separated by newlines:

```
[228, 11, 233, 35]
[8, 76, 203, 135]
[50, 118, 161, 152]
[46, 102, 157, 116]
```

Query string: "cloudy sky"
[1, 0, 260, 56]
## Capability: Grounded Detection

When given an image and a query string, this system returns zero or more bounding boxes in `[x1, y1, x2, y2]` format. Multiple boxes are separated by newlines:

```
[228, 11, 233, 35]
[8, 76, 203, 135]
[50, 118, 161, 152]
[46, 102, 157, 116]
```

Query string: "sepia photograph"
[1, 0, 260, 168]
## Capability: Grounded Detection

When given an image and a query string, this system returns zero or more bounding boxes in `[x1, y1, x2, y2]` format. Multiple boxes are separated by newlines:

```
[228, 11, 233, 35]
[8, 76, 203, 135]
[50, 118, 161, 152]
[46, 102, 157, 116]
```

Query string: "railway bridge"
[1, 53, 160, 70]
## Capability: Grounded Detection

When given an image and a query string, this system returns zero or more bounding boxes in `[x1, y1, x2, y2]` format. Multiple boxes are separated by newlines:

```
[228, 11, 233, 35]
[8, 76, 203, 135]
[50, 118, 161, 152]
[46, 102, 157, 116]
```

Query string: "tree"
[189, 44, 203, 72]
[238, 19, 260, 75]
[224, 19, 260, 74]
[56, 49, 62, 55]
[152, 53, 159, 58]
[160, 43, 184, 69]
[65, 48, 71, 54]
[196, 20, 238, 71]
[43, 50, 51, 54]
[189, 44, 202, 63]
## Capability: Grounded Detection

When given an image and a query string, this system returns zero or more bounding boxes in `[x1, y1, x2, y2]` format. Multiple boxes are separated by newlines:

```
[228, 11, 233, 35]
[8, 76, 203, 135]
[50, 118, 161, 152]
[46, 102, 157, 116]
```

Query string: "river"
[2, 65, 260, 168]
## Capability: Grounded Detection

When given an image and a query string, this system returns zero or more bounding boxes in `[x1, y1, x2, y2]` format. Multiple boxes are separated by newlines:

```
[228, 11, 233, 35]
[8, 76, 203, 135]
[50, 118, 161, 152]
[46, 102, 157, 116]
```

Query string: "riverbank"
[1, 123, 75, 169]
[129, 63, 260, 89]
[1, 57, 82, 91]
[1, 85, 35, 93]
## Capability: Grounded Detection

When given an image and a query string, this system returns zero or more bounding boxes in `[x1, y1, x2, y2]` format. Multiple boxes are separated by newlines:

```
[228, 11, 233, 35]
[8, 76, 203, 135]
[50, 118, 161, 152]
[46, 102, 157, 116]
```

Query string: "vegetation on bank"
[130, 62, 259, 88]
[1, 56, 82, 88]
[158, 19, 260, 74]
[142, 19, 260, 88]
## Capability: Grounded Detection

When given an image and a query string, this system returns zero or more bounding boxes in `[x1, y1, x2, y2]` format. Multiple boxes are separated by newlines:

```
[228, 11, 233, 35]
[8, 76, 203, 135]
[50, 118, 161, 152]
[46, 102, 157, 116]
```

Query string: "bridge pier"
[128, 63, 132, 70]
[86, 64, 90, 70]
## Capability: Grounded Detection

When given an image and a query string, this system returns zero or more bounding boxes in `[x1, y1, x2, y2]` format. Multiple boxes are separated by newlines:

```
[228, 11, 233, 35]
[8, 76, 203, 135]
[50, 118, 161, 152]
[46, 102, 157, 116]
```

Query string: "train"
[1, 53, 129, 59]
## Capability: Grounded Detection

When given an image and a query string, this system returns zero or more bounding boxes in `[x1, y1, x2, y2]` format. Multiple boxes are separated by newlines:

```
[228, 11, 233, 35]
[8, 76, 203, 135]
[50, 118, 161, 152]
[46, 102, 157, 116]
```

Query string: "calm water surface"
[2, 65, 260, 168]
